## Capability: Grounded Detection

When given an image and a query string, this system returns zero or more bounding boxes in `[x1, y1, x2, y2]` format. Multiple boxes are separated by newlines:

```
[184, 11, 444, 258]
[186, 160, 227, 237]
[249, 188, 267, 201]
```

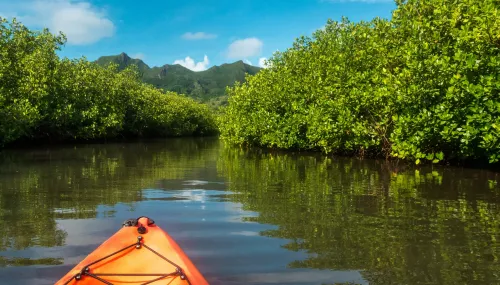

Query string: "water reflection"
[0, 138, 498, 285]
[217, 147, 500, 285]
[0, 138, 221, 251]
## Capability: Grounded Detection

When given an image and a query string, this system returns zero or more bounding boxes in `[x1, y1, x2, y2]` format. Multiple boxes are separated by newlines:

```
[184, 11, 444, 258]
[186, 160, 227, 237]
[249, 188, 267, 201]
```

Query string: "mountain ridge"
[97, 52, 260, 71]
[94, 52, 262, 107]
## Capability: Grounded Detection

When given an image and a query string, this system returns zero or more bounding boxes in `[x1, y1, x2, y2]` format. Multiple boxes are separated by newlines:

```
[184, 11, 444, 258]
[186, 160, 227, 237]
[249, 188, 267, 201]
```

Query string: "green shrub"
[0, 17, 218, 147]
[0, 18, 64, 145]
[219, 0, 500, 164]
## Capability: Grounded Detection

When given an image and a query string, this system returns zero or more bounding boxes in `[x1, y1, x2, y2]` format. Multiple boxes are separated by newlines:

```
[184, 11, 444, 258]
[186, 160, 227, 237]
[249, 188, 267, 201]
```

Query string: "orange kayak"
[55, 216, 209, 285]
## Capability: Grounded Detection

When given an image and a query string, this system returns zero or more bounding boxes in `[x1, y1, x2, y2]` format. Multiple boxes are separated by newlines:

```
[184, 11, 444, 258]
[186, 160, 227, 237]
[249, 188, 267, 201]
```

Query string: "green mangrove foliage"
[219, 0, 500, 164]
[217, 146, 500, 285]
[0, 18, 217, 147]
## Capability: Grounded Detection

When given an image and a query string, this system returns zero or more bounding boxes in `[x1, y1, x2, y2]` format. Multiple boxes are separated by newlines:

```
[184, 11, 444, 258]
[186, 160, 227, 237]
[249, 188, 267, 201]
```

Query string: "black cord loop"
[63, 217, 191, 285]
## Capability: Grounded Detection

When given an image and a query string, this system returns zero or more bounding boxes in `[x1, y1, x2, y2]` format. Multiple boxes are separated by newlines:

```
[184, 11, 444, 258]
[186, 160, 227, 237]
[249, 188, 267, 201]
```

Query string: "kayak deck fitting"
[55, 216, 209, 285]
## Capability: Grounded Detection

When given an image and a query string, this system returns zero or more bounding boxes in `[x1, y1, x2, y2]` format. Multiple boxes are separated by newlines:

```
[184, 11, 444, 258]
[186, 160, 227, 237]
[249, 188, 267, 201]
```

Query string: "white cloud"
[181, 32, 217, 40]
[0, 0, 115, 45]
[173, 55, 210, 71]
[227, 37, 263, 59]
[243, 59, 252, 65]
[258, 57, 270, 68]
[130, 53, 145, 60]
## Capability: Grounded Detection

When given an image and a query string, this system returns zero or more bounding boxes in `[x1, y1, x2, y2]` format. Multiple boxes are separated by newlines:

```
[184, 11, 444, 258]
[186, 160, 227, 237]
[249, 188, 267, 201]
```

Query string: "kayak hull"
[55, 217, 209, 285]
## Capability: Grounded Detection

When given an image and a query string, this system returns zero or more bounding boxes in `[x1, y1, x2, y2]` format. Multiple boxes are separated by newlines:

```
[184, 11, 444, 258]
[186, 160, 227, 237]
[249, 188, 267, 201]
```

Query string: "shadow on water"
[0, 137, 499, 285]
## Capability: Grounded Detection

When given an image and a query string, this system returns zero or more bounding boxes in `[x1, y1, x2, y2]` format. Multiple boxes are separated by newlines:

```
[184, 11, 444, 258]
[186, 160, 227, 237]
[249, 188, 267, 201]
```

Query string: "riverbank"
[2, 3, 499, 169]
[0, 18, 218, 149]
[218, 0, 500, 167]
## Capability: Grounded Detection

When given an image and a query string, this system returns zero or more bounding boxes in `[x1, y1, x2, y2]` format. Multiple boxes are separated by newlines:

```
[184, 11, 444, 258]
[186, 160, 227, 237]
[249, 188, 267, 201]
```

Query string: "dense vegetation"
[0, 18, 218, 148]
[95, 53, 261, 107]
[219, 0, 500, 165]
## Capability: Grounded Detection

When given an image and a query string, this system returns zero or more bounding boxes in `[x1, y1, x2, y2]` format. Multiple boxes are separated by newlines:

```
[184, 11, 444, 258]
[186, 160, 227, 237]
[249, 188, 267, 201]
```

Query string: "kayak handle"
[122, 216, 155, 227]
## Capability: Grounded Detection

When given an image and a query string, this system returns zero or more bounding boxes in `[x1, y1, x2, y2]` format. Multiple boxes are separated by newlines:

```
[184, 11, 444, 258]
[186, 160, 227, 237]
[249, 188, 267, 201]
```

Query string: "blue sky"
[0, 0, 396, 71]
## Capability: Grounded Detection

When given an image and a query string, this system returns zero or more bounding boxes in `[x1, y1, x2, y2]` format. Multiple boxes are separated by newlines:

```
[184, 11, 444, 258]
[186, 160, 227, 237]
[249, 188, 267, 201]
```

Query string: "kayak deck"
[55, 216, 209, 285]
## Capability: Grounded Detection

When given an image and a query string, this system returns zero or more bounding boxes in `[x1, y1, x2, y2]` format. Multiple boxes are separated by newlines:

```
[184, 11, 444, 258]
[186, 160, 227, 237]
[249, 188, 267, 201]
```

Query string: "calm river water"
[0, 137, 499, 285]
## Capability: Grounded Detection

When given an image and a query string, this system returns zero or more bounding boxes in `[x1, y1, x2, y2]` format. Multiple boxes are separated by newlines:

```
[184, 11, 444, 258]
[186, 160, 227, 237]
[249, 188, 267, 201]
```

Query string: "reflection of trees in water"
[217, 146, 500, 285]
[1, 138, 498, 282]
[0, 256, 63, 267]
[0, 137, 221, 251]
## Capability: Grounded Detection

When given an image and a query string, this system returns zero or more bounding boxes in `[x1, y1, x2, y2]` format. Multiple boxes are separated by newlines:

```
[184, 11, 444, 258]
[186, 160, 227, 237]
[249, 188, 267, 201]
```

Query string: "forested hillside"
[95, 53, 262, 107]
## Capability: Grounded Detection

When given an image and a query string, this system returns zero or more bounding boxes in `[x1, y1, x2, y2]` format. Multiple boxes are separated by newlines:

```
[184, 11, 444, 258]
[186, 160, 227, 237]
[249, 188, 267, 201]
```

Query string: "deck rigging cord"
[63, 216, 192, 285]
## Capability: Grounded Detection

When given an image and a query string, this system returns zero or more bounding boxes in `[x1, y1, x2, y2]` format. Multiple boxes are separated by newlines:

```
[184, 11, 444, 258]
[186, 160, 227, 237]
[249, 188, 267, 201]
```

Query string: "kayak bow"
[55, 216, 209, 285]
